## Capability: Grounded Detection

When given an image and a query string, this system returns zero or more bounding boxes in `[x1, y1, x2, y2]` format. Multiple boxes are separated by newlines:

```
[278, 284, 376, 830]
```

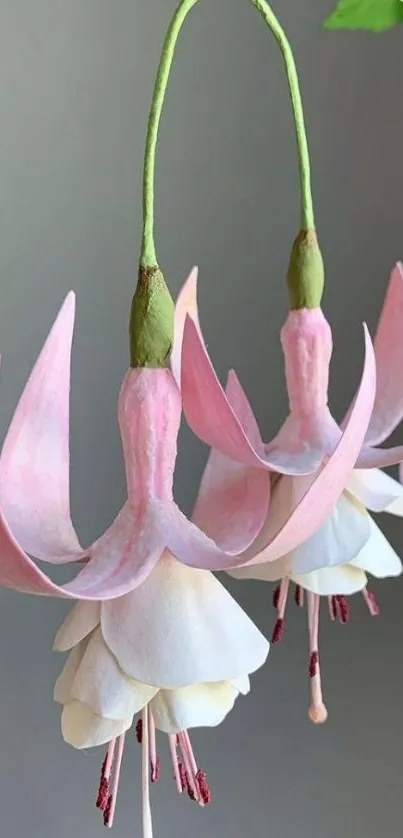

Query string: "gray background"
[0, 0, 402, 836]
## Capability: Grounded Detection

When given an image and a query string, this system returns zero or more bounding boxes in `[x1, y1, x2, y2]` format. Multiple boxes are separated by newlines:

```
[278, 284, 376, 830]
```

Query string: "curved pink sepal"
[170, 267, 200, 388]
[192, 371, 270, 551]
[0, 502, 165, 600]
[356, 443, 403, 469]
[0, 294, 82, 562]
[173, 326, 376, 571]
[365, 263, 403, 446]
[181, 316, 324, 475]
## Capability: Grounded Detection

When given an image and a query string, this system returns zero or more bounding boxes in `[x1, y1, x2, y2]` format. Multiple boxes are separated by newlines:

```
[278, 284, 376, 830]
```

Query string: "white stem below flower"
[142, 706, 153, 838]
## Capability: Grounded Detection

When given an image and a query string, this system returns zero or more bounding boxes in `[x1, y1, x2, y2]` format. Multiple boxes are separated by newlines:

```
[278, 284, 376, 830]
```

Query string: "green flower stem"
[250, 0, 315, 231]
[140, 0, 199, 267]
[131, 0, 198, 367]
[251, 0, 323, 308]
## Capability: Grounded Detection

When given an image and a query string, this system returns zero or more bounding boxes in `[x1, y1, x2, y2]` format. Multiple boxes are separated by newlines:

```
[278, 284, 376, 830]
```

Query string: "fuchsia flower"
[0, 275, 272, 828]
[186, 263, 403, 723]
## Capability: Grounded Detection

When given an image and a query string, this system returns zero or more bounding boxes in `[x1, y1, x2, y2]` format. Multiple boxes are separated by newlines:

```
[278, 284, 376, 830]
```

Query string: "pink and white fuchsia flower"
[186, 263, 403, 724]
[0, 273, 272, 830]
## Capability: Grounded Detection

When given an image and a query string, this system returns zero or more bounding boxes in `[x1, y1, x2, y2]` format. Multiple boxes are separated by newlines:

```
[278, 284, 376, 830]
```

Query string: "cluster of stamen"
[95, 706, 211, 828]
[271, 579, 380, 725]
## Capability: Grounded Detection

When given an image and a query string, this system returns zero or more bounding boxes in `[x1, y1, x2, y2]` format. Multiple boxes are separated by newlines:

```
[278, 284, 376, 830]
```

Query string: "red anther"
[294, 585, 302, 607]
[135, 718, 143, 744]
[336, 595, 349, 624]
[151, 756, 161, 783]
[196, 770, 212, 804]
[187, 783, 196, 802]
[328, 595, 336, 620]
[96, 776, 109, 811]
[272, 585, 280, 609]
[271, 617, 284, 644]
[103, 795, 112, 827]
[178, 763, 187, 792]
[309, 651, 319, 678]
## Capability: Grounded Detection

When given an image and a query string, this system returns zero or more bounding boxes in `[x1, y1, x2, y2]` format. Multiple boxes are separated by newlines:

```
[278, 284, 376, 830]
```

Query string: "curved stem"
[250, 0, 314, 230]
[141, 0, 199, 267]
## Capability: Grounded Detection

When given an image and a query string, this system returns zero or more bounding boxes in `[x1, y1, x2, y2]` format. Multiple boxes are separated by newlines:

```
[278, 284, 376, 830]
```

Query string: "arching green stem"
[250, 0, 323, 309]
[140, 0, 199, 267]
[250, 0, 314, 231]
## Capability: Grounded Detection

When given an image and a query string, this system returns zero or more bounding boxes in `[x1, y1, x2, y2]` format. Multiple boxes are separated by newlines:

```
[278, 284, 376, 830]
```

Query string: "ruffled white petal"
[54, 641, 87, 704]
[150, 681, 241, 734]
[350, 516, 402, 578]
[346, 469, 403, 516]
[101, 552, 269, 688]
[290, 491, 371, 575]
[61, 700, 133, 749]
[232, 674, 250, 695]
[228, 555, 287, 582]
[291, 565, 367, 596]
[70, 628, 158, 720]
[53, 601, 101, 651]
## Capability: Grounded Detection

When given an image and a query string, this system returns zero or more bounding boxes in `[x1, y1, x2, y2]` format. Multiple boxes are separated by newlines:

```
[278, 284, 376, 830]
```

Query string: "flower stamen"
[271, 578, 290, 643]
[294, 584, 304, 607]
[307, 592, 328, 724]
[148, 711, 160, 782]
[96, 739, 116, 811]
[362, 588, 380, 617]
[335, 595, 349, 624]
[169, 734, 183, 793]
[328, 596, 336, 621]
[136, 718, 143, 744]
[103, 734, 126, 828]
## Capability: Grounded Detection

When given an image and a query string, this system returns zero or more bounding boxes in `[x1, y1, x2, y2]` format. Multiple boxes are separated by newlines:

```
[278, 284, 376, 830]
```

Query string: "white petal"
[54, 641, 87, 705]
[101, 552, 269, 689]
[351, 516, 402, 578]
[228, 555, 287, 582]
[70, 628, 157, 719]
[61, 700, 133, 749]
[150, 681, 241, 734]
[53, 601, 101, 652]
[346, 469, 403, 516]
[291, 565, 367, 596]
[290, 492, 371, 575]
[231, 674, 250, 695]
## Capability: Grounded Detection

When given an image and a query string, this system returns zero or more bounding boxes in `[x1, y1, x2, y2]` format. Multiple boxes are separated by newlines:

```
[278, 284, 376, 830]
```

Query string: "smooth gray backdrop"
[0, 1, 402, 836]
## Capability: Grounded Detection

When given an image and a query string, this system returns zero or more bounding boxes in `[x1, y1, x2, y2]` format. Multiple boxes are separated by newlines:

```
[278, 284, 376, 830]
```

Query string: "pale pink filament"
[362, 588, 380, 617]
[104, 734, 125, 829]
[307, 592, 328, 724]
[328, 596, 336, 621]
[168, 734, 183, 794]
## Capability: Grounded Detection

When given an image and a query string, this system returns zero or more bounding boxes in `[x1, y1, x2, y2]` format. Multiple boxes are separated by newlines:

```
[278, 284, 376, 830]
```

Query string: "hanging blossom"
[0, 274, 273, 829]
[189, 263, 403, 723]
[181, 267, 403, 576]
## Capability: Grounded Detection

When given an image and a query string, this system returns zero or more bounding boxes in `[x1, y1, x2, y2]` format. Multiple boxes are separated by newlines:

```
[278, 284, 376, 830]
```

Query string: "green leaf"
[324, 0, 403, 31]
